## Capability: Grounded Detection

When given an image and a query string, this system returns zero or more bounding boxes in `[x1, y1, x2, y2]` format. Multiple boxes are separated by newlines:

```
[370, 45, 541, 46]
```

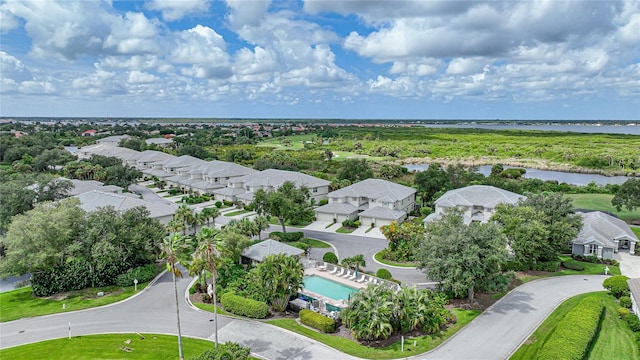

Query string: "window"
[588, 244, 598, 255]
[312, 187, 318, 193]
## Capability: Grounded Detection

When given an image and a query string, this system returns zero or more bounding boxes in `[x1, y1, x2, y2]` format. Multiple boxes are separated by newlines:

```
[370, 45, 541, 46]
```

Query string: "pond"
[403, 164, 634, 186]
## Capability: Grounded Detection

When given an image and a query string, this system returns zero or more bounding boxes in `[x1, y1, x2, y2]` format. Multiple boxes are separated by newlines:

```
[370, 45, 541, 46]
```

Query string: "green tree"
[492, 193, 582, 266]
[173, 205, 194, 236]
[0, 198, 85, 277]
[216, 230, 251, 264]
[417, 209, 508, 301]
[251, 181, 313, 232]
[253, 215, 270, 241]
[341, 254, 366, 273]
[612, 178, 640, 212]
[33, 148, 76, 172]
[413, 163, 450, 206]
[253, 253, 304, 311]
[380, 221, 426, 261]
[201, 207, 220, 228]
[193, 227, 222, 347]
[158, 233, 191, 360]
[336, 159, 373, 183]
[342, 285, 394, 341]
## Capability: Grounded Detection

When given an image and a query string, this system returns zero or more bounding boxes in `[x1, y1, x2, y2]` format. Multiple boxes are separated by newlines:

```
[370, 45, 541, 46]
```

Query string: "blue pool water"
[303, 275, 358, 301]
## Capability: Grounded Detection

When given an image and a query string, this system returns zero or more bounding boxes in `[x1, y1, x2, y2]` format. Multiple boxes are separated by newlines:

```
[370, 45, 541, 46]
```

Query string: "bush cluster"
[215, 201, 222, 208]
[620, 296, 632, 309]
[537, 295, 604, 360]
[189, 342, 251, 360]
[603, 275, 630, 298]
[376, 268, 392, 280]
[223, 200, 233, 206]
[299, 309, 336, 333]
[530, 261, 560, 272]
[626, 314, 640, 332]
[572, 255, 619, 266]
[269, 231, 304, 242]
[322, 252, 338, 264]
[220, 292, 269, 319]
[115, 264, 157, 287]
[341, 219, 360, 228]
[561, 261, 585, 271]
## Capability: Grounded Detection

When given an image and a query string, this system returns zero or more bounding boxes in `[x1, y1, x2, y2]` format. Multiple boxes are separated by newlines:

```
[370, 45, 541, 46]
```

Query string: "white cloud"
[226, 0, 271, 27]
[0, 51, 33, 82]
[147, 0, 210, 21]
[128, 70, 158, 84]
[171, 25, 232, 79]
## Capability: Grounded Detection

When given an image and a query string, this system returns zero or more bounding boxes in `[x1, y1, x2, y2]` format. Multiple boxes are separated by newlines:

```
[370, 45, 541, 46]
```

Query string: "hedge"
[561, 261, 585, 271]
[299, 309, 336, 333]
[115, 264, 157, 287]
[537, 295, 604, 360]
[603, 275, 630, 298]
[322, 252, 338, 264]
[271, 231, 304, 242]
[220, 292, 269, 319]
[620, 296, 632, 309]
[190, 342, 250, 360]
[530, 261, 560, 272]
[376, 268, 392, 280]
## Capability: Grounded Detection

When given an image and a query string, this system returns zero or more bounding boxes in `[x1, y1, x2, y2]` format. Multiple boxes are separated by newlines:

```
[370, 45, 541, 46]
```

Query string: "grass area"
[193, 302, 232, 316]
[336, 226, 356, 234]
[267, 217, 311, 228]
[516, 256, 620, 283]
[511, 292, 639, 360]
[373, 251, 416, 268]
[1, 282, 150, 323]
[633, 227, 640, 238]
[256, 134, 319, 150]
[223, 209, 251, 217]
[268, 308, 480, 359]
[300, 237, 331, 248]
[565, 193, 640, 222]
[0, 333, 214, 359]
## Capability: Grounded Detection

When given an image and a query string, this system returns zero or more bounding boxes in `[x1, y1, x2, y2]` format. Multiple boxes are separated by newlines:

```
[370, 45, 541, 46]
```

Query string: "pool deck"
[301, 267, 371, 310]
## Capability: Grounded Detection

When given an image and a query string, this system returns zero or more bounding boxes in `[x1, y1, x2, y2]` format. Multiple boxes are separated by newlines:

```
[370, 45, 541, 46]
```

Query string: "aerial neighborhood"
[1, 119, 639, 360]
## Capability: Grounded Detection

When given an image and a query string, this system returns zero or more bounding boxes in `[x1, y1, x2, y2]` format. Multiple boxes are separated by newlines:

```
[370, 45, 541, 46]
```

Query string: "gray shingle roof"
[73, 190, 178, 219]
[56, 178, 123, 196]
[137, 150, 175, 164]
[314, 202, 359, 215]
[359, 206, 405, 220]
[328, 179, 415, 202]
[233, 169, 329, 189]
[628, 278, 640, 306]
[572, 211, 638, 248]
[145, 138, 174, 145]
[162, 155, 207, 169]
[435, 185, 525, 208]
[241, 239, 304, 262]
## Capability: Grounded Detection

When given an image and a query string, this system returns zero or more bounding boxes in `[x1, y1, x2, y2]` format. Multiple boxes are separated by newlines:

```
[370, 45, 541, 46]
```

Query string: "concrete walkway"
[616, 251, 640, 278]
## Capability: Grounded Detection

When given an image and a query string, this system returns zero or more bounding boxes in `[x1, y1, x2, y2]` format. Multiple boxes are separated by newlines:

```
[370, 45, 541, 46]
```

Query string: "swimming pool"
[303, 275, 358, 301]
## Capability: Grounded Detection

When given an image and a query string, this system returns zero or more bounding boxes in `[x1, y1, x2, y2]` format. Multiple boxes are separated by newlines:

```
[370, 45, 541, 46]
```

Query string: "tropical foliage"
[380, 221, 426, 262]
[612, 178, 640, 211]
[342, 285, 452, 341]
[252, 180, 314, 232]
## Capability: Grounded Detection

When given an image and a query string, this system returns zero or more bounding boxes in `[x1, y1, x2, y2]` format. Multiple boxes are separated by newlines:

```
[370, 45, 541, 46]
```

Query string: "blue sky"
[1, 0, 639, 120]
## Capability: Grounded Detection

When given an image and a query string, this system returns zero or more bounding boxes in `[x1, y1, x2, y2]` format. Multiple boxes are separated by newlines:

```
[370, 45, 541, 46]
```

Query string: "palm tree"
[191, 212, 207, 236]
[158, 233, 191, 360]
[341, 254, 366, 275]
[194, 226, 221, 348]
[201, 207, 220, 228]
[253, 215, 270, 241]
[258, 254, 304, 311]
[174, 205, 194, 236]
[342, 284, 394, 341]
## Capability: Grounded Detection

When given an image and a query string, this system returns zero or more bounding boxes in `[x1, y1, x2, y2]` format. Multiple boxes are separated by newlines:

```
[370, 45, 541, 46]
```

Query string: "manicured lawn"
[565, 193, 640, 222]
[223, 209, 251, 217]
[0, 333, 214, 359]
[256, 134, 318, 150]
[0, 283, 150, 322]
[300, 237, 331, 248]
[511, 292, 639, 360]
[267, 309, 480, 359]
[373, 251, 416, 268]
[193, 302, 232, 316]
[632, 227, 640, 238]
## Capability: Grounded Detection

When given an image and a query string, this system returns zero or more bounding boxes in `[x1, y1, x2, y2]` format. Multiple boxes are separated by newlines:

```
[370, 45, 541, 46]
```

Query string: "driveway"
[616, 251, 640, 278]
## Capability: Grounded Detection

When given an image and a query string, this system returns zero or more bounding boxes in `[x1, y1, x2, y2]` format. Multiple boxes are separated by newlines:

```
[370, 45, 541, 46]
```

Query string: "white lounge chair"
[342, 270, 352, 278]
[335, 268, 345, 277]
[318, 264, 327, 271]
[356, 275, 366, 283]
[328, 266, 338, 275]
[348, 272, 357, 280]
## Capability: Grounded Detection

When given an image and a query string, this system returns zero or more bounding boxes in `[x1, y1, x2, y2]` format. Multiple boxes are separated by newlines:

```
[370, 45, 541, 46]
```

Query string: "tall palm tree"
[194, 226, 222, 347]
[201, 207, 220, 228]
[158, 233, 190, 360]
[174, 205, 194, 236]
[253, 215, 270, 241]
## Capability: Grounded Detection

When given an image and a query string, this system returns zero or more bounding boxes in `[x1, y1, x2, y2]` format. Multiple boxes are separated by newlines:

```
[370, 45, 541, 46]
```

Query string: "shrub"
[299, 309, 335, 333]
[269, 231, 304, 242]
[603, 275, 630, 298]
[215, 201, 222, 208]
[341, 219, 358, 228]
[190, 342, 251, 360]
[243, 204, 254, 211]
[290, 242, 310, 253]
[537, 295, 604, 360]
[376, 268, 392, 280]
[115, 264, 157, 287]
[561, 261, 585, 271]
[626, 314, 640, 332]
[189, 287, 196, 295]
[323, 252, 339, 264]
[531, 261, 560, 272]
[420, 207, 432, 216]
[318, 198, 328, 206]
[202, 294, 213, 304]
[220, 292, 269, 319]
[223, 200, 233, 206]
[620, 296, 632, 309]
[619, 307, 631, 318]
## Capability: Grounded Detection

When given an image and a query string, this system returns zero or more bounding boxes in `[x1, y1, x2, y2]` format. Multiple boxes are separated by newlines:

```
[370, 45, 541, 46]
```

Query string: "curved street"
[1, 268, 607, 360]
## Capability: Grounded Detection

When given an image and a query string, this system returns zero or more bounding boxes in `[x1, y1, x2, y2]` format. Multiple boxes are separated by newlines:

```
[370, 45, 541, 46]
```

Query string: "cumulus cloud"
[0, 51, 33, 82]
[171, 25, 232, 79]
[128, 70, 158, 84]
[147, 0, 210, 21]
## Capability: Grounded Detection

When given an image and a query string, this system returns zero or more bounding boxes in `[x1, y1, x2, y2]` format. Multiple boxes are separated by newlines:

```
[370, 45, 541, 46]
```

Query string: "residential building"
[216, 168, 329, 204]
[96, 135, 130, 145]
[145, 137, 173, 147]
[571, 211, 638, 259]
[314, 179, 416, 226]
[425, 185, 526, 224]
[628, 278, 640, 319]
[73, 190, 178, 225]
[240, 239, 305, 265]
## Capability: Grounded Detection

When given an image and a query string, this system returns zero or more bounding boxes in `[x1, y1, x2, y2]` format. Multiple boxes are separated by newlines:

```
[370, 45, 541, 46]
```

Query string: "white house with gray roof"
[425, 185, 526, 225]
[240, 239, 305, 265]
[216, 169, 330, 204]
[73, 190, 178, 225]
[571, 211, 637, 259]
[315, 179, 416, 226]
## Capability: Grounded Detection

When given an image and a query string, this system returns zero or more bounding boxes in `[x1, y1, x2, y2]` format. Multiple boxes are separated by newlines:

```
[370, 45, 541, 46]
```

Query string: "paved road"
[413, 275, 608, 360]
[1, 271, 607, 360]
